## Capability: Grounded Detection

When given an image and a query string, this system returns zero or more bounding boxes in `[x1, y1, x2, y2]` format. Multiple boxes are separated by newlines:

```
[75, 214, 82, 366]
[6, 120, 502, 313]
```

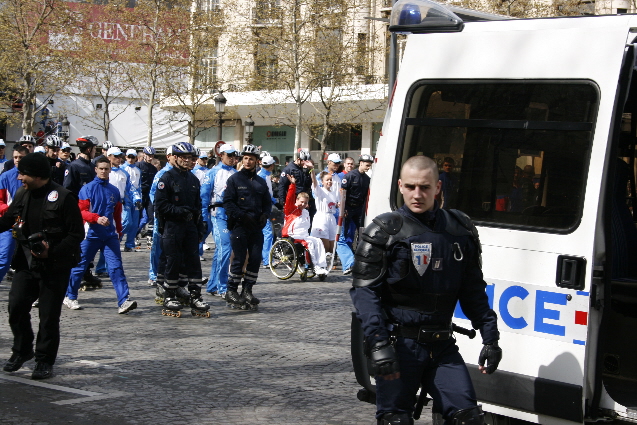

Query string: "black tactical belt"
[392, 324, 452, 343]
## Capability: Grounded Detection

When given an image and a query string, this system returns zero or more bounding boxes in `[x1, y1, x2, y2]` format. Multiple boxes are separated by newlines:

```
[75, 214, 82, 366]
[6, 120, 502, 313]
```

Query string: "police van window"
[398, 81, 598, 232]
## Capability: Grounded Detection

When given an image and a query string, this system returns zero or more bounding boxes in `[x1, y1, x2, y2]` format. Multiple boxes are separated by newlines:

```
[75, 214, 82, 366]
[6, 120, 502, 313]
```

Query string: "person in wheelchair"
[282, 174, 328, 276]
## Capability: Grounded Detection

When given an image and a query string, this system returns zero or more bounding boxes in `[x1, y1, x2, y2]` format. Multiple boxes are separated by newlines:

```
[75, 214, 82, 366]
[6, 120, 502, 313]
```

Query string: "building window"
[200, 0, 220, 12]
[312, 124, 362, 151]
[255, 42, 278, 87]
[200, 44, 218, 90]
[355, 33, 368, 77]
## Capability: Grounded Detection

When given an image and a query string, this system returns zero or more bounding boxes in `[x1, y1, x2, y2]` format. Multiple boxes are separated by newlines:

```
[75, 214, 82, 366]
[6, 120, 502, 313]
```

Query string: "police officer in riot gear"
[154, 142, 209, 317]
[43, 135, 66, 185]
[3, 135, 36, 173]
[0, 153, 84, 379]
[350, 156, 501, 425]
[223, 144, 271, 310]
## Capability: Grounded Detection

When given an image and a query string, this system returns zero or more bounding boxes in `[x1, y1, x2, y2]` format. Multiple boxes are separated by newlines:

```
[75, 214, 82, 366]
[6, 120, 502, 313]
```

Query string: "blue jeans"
[261, 220, 273, 266]
[207, 216, 231, 294]
[0, 230, 16, 282]
[123, 206, 140, 249]
[66, 235, 131, 307]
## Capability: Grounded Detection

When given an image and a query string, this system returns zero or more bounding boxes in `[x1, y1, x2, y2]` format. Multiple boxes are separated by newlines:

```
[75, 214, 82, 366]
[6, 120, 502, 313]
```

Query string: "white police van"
[359, 0, 637, 423]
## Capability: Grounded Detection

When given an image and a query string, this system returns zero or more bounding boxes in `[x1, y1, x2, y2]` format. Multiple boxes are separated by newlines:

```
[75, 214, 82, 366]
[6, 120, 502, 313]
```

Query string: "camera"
[27, 232, 47, 255]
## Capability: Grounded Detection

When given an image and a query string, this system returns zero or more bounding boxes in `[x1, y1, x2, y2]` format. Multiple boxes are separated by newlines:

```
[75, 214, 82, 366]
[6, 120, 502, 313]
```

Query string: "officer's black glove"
[258, 214, 268, 229]
[135, 200, 142, 210]
[478, 342, 502, 374]
[367, 340, 400, 377]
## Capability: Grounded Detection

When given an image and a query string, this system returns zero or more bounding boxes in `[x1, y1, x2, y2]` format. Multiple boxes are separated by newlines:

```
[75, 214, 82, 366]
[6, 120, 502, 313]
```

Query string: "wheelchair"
[269, 237, 327, 282]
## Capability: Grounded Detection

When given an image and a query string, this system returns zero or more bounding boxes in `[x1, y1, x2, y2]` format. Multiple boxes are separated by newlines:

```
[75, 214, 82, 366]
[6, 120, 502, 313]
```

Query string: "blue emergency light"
[389, 0, 464, 34]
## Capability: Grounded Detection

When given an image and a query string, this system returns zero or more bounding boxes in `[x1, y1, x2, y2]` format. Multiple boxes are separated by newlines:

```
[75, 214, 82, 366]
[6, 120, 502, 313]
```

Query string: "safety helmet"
[76, 135, 98, 150]
[359, 154, 374, 163]
[102, 141, 113, 150]
[297, 149, 311, 161]
[143, 146, 156, 155]
[45, 135, 63, 148]
[241, 144, 261, 157]
[18, 135, 36, 146]
[171, 142, 195, 155]
[260, 150, 271, 159]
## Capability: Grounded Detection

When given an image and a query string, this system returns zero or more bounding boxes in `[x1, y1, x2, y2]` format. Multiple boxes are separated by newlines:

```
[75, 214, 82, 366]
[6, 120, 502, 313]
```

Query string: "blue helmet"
[143, 146, 156, 155]
[171, 142, 195, 155]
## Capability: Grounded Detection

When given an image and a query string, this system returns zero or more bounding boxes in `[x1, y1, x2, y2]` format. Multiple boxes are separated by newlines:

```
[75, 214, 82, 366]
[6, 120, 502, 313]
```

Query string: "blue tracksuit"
[192, 164, 211, 255]
[66, 177, 131, 307]
[257, 167, 276, 266]
[200, 162, 236, 294]
[121, 162, 142, 249]
[96, 166, 134, 273]
[0, 168, 21, 281]
[148, 163, 172, 282]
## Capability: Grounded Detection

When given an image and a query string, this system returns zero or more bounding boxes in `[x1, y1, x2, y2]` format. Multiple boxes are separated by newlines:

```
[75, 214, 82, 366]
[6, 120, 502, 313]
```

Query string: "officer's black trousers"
[228, 225, 264, 291]
[375, 337, 477, 423]
[8, 268, 71, 365]
[162, 221, 201, 287]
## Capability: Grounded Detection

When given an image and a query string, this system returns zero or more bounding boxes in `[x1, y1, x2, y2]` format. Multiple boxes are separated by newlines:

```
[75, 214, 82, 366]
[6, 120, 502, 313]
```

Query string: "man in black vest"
[0, 153, 84, 379]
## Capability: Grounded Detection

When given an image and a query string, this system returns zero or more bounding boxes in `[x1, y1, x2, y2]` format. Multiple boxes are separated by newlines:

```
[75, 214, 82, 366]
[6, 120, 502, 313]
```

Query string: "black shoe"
[123, 247, 134, 252]
[32, 362, 53, 380]
[3, 352, 34, 372]
[95, 272, 109, 278]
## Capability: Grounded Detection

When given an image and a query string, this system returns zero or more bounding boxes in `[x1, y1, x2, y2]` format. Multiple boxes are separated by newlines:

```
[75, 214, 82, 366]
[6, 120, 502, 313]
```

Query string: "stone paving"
[0, 241, 434, 425]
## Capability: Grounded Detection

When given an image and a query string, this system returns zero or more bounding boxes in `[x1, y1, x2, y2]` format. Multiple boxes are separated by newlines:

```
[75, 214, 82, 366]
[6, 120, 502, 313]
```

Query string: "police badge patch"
[411, 243, 432, 276]
[47, 190, 59, 202]
[158, 182, 165, 190]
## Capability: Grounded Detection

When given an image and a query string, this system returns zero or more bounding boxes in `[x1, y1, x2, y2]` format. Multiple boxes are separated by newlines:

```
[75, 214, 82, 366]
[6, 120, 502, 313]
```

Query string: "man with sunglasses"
[200, 144, 238, 297]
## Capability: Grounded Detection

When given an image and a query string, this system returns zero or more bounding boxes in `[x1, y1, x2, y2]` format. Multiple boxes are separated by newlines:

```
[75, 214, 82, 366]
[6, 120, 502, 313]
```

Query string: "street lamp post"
[244, 114, 254, 143]
[214, 91, 226, 142]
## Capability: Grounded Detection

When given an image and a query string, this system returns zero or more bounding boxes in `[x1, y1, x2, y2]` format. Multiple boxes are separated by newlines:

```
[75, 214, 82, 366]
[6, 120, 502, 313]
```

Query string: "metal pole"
[388, 0, 398, 97]
[217, 113, 223, 141]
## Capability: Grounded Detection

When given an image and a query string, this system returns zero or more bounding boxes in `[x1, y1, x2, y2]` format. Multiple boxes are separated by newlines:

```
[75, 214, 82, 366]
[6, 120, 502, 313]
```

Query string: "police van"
[353, 0, 637, 424]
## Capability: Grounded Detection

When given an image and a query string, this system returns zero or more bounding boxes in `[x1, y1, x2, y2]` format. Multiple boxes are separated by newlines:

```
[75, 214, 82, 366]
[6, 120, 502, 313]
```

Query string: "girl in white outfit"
[311, 171, 339, 254]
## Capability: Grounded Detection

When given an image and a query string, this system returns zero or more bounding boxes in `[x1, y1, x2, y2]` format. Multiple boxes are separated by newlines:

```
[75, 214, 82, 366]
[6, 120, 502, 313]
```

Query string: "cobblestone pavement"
[0, 241, 434, 425]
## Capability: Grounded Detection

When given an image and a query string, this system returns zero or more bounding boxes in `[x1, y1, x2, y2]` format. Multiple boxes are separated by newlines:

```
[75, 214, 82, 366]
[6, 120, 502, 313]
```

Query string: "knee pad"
[451, 405, 484, 425]
[377, 412, 414, 425]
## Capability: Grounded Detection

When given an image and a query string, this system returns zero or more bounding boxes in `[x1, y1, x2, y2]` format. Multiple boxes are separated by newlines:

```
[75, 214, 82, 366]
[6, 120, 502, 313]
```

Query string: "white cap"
[34, 146, 46, 153]
[0, 139, 5, 146]
[125, 149, 137, 157]
[61, 142, 71, 150]
[261, 155, 275, 166]
[327, 153, 342, 163]
[220, 144, 237, 154]
[107, 147, 123, 156]
[166, 146, 173, 155]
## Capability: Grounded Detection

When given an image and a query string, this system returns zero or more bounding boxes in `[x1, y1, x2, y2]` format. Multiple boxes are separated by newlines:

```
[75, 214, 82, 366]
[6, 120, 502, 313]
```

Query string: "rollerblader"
[223, 144, 272, 311]
[155, 142, 209, 318]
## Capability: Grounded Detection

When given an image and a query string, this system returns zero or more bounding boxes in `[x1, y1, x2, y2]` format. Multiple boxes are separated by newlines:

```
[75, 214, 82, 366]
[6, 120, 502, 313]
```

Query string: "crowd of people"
[0, 135, 375, 379]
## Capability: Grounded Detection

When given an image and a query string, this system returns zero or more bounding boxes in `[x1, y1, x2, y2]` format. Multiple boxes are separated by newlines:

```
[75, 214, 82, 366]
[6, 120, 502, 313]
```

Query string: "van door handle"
[556, 255, 586, 290]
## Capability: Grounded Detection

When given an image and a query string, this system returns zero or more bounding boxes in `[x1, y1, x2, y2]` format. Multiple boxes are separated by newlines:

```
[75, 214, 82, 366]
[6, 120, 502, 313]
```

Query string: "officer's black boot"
[225, 290, 246, 309]
[188, 284, 210, 312]
[451, 406, 485, 425]
[241, 282, 260, 305]
[377, 412, 414, 425]
[162, 286, 181, 311]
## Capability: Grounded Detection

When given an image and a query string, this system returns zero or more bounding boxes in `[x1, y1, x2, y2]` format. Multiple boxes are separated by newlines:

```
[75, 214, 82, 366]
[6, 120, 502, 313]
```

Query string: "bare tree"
[0, 0, 80, 137]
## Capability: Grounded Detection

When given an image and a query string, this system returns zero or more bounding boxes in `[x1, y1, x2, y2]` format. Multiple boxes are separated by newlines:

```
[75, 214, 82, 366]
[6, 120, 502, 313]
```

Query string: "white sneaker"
[63, 297, 82, 310]
[315, 267, 328, 276]
[147, 279, 156, 287]
[118, 299, 137, 314]
[200, 256, 205, 261]
[203, 244, 210, 251]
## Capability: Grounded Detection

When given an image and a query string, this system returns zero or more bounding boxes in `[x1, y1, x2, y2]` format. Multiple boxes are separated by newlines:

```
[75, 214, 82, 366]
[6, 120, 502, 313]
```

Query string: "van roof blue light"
[389, 0, 464, 34]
